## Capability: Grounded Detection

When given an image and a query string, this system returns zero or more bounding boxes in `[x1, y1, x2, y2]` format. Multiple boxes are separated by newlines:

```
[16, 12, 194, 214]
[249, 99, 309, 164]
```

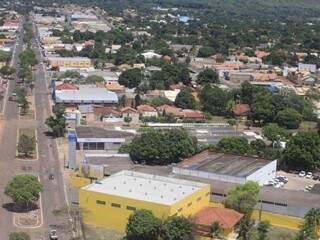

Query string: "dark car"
[49, 174, 54, 180]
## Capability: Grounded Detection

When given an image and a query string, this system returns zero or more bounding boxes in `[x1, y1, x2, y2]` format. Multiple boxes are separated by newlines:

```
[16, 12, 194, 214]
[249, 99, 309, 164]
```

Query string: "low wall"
[209, 202, 303, 230]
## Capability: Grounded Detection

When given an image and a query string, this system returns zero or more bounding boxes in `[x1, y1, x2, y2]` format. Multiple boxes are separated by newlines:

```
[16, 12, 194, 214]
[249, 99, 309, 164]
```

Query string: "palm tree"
[304, 208, 320, 233]
[210, 222, 224, 240]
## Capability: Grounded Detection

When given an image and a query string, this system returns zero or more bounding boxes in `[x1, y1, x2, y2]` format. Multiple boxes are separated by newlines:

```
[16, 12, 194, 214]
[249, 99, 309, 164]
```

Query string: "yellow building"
[48, 57, 92, 69]
[79, 170, 210, 232]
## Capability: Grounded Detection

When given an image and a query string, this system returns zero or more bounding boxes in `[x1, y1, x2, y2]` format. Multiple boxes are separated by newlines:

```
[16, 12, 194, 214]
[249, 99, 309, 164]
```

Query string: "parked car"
[306, 172, 313, 179]
[49, 230, 58, 240]
[274, 182, 282, 188]
[299, 171, 306, 177]
[305, 185, 313, 191]
[312, 176, 319, 181]
[264, 180, 274, 186]
[276, 176, 288, 183]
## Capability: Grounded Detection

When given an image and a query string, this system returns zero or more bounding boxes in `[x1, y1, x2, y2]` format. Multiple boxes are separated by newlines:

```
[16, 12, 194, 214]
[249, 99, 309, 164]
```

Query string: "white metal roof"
[55, 87, 118, 103]
[82, 170, 209, 205]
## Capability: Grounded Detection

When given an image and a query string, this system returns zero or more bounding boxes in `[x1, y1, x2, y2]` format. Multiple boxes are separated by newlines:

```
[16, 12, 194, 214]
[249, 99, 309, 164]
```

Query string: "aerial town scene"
[0, 0, 319, 239]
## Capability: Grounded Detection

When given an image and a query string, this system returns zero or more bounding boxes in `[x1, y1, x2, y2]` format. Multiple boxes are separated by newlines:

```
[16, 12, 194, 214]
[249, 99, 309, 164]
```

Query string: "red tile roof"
[180, 110, 204, 119]
[137, 104, 156, 113]
[56, 83, 78, 91]
[193, 207, 243, 229]
[233, 104, 250, 116]
[121, 107, 138, 114]
[156, 104, 181, 115]
[93, 106, 121, 117]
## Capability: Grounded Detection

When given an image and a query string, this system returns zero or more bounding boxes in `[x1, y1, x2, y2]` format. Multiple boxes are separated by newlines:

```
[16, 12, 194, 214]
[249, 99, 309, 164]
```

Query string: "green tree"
[181, 67, 191, 85]
[250, 139, 266, 157]
[217, 137, 250, 155]
[198, 46, 215, 58]
[149, 97, 172, 107]
[237, 217, 255, 240]
[197, 68, 219, 85]
[210, 222, 225, 240]
[119, 68, 142, 88]
[275, 108, 302, 129]
[84, 75, 105, 84]
[224, 181, 260, 215]
[60, 70, 81, 79]
[19, 48, 38, 66]
[129, 128, 197, 165]
[161, 216, 194, 240]
[0, 66, 15, 77]
[262, 123, 287, 142]
[126, 209, 161, 240]
[5, 175, 43, 207]
[17, 134, 35, 158]
[9, 232, 31, 240]
[304, 208, 320, 233]
[46, 104, 67, 137]
[200, 85, 230, 116]
[296, 208, 320, 240]
[283, 132, 320, 170]
[250, 92, 276, 125]
[174, 87, 196, 109]
[257, 221, 270, 240]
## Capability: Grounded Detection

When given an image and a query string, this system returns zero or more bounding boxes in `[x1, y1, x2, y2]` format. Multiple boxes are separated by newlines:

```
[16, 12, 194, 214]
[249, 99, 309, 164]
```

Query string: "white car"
[274, 182, 282, 188]
[264, 180, 274, 186]
[306, 172, 313, 179]
[299, 171, 306, 177]
[305, 185, 313, 191]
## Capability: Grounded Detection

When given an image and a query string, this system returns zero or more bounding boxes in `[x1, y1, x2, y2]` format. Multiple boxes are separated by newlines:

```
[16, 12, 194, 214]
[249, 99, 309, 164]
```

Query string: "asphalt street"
[0, 18, 71, 240]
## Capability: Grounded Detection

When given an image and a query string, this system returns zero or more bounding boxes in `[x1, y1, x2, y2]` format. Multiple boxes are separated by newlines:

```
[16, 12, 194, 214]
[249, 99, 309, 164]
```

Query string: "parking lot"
[276, 171, 320, 191]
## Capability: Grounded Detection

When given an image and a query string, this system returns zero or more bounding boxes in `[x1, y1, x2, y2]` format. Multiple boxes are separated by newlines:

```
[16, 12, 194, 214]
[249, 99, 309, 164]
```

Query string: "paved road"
[0, 18, 25, 239]
[0, 18, 71, 240]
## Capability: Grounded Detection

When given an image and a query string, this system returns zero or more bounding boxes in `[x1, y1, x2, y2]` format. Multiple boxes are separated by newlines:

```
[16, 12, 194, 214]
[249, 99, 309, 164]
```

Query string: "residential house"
[193, 207, 243, 237]
[179, 109, 205, 121]
[233, 104, 250, 121]
[137, 104, 158, 118]
[93, 106, 123, 123]
[121, 107, 140, 124]
[106, 82, 125, 93]
[156, 104, 181, 117]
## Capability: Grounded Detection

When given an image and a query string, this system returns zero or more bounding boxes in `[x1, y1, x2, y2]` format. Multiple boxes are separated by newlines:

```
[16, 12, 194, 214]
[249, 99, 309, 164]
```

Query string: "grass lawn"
[84, 225, 124, 240]
[298, 121, 317, 132]
[19, 128, 36, 138]
[17, 128, 37, 159]
[268, 226, 297, 240]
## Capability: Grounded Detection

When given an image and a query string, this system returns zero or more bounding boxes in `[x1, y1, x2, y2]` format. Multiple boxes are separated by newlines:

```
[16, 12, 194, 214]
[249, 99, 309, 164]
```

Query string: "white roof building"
[82, 170, 209, 205]
[142, 51, 162, 60]
[55, 86, 118, 104]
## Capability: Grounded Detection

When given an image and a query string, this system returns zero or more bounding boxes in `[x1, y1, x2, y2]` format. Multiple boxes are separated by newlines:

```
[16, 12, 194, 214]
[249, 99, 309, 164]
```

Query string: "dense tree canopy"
[119, 68, 142, 88]
[200, 85, 230, 116]
[197, 68, 219, 85]
[275, 108, 302, 129]
[126, 209, 161, 240]
[174, 87, 196, 109]
[223, 181, 260, 215]
[262, 123, 287, 142]
[161, 217, 194, 240]
[5, 175, 43, 206]
[129, 128, 197, 165]
[216, 137, 250, 155]
[283, 132, 320, 170]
